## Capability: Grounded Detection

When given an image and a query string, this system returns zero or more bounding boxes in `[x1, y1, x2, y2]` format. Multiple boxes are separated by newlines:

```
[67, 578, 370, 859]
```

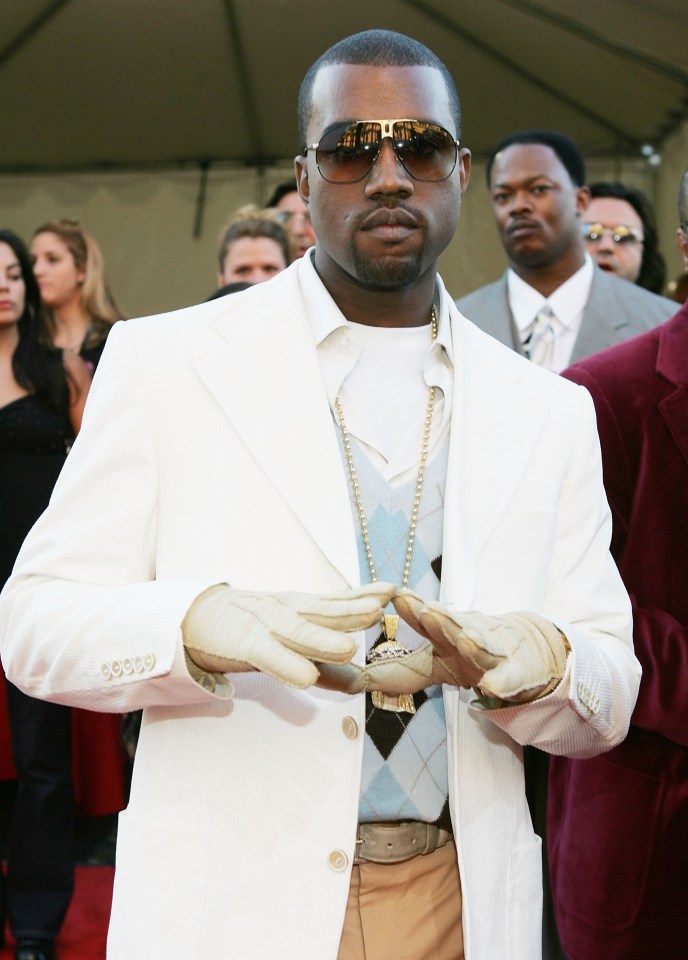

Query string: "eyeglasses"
[306, 119, 460, 183]
[582, 222, 643, 245]
[274, 210, 312, 227]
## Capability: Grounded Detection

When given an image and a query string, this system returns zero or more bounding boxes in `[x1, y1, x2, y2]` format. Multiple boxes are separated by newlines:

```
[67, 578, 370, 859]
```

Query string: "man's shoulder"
[567, 300, 688, 388]
[589, 270, 677, 320]
[122, 268, 300, 349]
[563, 324, 664, 407]
[455, 275, 507, 314]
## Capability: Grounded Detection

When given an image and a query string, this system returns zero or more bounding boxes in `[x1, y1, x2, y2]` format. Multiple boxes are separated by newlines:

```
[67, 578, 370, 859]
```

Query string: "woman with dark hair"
[0, 229, 92, 960]
[584, 181, 667, 295]
[30, 219, 125, 371]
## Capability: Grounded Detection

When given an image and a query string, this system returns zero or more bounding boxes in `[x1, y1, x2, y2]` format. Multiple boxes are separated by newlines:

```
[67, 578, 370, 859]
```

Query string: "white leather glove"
[392, 589, 570, 703]
[182, 582, 395, 689]
[315, 643, 436, 695]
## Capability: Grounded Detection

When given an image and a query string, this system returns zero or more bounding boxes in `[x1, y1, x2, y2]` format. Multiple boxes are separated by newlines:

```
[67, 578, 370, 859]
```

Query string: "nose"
[510, 190, 535, 215]
[289, 213, 307, 238]
[250, 269, 273, 284]
[593, 232, 615, 254]
[364, 138, 413, 197]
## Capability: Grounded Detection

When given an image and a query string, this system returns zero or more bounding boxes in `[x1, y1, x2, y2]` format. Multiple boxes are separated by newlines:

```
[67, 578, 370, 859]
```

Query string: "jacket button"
[143, 653, 156, 671]
[342, 717, 359, 740]
[100, 663, 112, 680]
[328, 850, 348, 872]
[111, 659, 123, 677]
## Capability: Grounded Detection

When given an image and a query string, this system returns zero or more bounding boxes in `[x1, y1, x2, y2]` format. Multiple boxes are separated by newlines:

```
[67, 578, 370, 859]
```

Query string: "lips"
[507, 219, 540, 237]
[0, 300, 14, 310]
[361, 207, 419, 231]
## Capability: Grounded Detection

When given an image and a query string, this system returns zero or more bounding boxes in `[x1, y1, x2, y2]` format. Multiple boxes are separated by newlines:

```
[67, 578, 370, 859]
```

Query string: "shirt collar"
[507, 253, 595, 333]
[296, 250, 453, 364]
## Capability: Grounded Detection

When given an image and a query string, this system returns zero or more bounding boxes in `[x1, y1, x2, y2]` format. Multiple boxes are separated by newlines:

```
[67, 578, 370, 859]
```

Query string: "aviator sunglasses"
[582, 222, 644, 245]
[306, 119, 460, 183]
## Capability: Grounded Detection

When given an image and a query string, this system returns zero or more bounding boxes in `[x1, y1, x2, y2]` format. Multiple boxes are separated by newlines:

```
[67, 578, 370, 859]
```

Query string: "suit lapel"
[441, 309, 545, 607]
[459, 277, 522, 354]
[190, 272, 359, 587]
[570, 270, 630, 363]
[657, 311, 688, 470]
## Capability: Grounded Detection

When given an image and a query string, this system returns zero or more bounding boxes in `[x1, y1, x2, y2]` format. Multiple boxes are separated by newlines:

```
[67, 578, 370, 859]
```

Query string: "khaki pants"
[338, 840, 464, 960]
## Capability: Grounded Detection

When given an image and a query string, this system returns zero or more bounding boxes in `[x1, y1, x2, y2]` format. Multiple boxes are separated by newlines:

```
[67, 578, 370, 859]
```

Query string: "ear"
[294, 156, 310, 203]
[458, 147, 471, 194]
[575, 186, 591, 217]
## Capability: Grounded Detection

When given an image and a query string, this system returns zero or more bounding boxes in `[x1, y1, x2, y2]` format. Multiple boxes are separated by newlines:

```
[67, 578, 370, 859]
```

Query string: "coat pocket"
[550, 755, 666, 930]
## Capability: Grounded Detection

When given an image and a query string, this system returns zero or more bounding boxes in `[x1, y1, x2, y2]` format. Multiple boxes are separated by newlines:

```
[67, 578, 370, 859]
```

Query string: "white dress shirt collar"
[506, 254, 594, 372]
[507, 254, 594, 335]
[296, 252, 454, 483]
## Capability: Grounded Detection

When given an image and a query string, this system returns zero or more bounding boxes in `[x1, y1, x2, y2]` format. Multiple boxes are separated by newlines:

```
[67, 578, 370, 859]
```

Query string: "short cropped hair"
[217, 206, 291, 270]
[297, 29, 462, 149]
[589, 181, 666, 294]
[486, 129, 586, 188]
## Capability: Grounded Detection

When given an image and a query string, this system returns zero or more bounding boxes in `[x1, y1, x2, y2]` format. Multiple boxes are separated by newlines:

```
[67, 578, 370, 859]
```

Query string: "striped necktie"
[523, 305, 556, 369]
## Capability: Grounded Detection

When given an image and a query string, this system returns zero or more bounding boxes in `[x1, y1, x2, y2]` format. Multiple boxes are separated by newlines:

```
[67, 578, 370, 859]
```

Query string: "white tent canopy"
[1, 0, 687, 313]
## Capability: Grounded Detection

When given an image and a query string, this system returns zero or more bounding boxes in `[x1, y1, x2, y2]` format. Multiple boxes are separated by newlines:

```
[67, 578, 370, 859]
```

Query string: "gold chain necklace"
[335, 307, 437, 714]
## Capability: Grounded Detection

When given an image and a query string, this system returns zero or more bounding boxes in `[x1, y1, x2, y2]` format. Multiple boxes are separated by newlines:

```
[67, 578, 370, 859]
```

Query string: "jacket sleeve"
[0, 321, 222, 712]
[470, 382, 641, 758]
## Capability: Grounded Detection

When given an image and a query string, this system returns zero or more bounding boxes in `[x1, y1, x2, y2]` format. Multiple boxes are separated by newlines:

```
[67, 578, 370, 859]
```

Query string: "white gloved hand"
[315, 643, 436, 695]
[182, 582, 395, 689]
[392, 589, 570, 703]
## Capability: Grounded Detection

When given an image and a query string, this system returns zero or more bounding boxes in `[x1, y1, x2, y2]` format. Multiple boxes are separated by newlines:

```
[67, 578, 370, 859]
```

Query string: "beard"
[350, 245, 426, 288]
[348, 204, 430, 289]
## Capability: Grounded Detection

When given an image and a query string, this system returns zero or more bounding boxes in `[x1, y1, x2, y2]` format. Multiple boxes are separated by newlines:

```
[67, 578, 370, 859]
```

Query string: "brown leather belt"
[354, 821, 452, 865]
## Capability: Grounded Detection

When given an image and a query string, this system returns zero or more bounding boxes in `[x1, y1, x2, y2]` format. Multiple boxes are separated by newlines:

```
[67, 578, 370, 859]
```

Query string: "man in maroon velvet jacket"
[548, 167, 688, 960]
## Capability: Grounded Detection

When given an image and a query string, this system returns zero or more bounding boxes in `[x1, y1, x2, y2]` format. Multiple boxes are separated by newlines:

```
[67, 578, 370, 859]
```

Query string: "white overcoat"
[0, 260, 640, 959]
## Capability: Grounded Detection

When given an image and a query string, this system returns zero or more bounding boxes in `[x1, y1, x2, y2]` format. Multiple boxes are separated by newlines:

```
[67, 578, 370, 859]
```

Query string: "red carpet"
[1, 866, 113, 959]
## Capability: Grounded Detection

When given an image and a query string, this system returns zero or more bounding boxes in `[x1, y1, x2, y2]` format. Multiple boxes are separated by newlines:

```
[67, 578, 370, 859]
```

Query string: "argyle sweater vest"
[335, 429, 451, 831]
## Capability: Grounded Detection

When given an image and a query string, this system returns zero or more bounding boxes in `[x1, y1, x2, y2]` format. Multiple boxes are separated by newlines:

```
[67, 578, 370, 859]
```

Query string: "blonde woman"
[30, 219, 125, 371]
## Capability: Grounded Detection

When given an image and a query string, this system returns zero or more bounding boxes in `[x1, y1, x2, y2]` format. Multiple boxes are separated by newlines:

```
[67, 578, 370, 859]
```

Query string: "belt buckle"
[354, 821, 446, 865]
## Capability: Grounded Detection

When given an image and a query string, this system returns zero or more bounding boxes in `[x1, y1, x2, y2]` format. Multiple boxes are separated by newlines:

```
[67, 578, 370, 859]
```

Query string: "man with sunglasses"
[457, 129, 676, 373]
[0, 32, 640, 960]
[547, 165, 688, 960]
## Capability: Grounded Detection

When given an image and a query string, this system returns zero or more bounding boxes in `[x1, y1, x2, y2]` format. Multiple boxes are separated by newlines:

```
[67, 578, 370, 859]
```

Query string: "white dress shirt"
[507, 255, 595, 373]
[297, 252, 453, 485]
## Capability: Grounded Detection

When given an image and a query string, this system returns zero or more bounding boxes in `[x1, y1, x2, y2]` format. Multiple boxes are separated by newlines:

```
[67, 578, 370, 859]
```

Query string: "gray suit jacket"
[456, 268, 678, 364]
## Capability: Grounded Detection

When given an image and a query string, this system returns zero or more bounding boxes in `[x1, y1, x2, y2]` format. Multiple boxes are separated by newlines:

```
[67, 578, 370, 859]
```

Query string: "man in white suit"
[0, 31, 640, 960]
[456, 129, 676, 372]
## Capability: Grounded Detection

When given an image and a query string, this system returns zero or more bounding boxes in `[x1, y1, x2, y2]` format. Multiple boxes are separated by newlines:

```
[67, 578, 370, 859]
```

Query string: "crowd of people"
[0, 26, 686, 960]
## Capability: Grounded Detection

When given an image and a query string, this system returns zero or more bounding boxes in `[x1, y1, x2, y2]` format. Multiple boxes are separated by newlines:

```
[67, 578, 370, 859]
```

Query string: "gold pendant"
[369, 615, 416, 714]
[368, 614, 407, 659]
[371, 690, 417, 714]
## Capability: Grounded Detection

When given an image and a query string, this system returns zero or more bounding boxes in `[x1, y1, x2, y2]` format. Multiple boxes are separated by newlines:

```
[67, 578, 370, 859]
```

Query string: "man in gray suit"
[457, 129, 676, 372]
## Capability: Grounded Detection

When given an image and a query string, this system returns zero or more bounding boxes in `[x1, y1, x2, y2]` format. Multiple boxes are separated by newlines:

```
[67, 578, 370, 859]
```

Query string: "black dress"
[0, 393, 72, 582]
[0, 394, 75, 942]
